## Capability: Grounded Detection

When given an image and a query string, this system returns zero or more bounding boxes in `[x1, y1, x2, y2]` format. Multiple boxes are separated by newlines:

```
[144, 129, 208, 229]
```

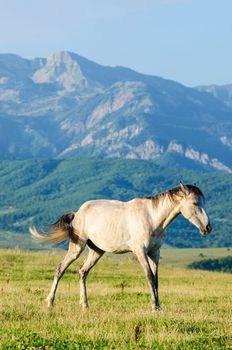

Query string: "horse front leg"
[148, 249, 161, 310]
[134, 247, 159, 312]
[46, 241, 85, 308]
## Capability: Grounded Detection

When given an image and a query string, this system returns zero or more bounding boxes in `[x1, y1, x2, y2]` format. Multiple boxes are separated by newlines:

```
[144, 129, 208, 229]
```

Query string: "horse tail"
[29, 212, 76, 243]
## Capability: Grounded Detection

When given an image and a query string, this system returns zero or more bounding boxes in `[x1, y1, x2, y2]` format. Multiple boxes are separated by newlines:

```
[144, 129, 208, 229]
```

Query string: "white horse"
[30, 182, 212, 312]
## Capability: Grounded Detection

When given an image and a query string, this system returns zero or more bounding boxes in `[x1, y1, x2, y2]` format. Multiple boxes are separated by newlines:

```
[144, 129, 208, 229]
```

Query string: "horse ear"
[179, 181, 190, 195]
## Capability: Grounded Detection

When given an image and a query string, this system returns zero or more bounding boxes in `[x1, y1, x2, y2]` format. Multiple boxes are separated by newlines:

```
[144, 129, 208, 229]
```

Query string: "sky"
[0, 0, 231, 87]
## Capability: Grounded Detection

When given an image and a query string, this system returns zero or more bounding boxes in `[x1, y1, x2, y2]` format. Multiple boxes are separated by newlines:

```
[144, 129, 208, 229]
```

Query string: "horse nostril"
[206, 224, 212, 233]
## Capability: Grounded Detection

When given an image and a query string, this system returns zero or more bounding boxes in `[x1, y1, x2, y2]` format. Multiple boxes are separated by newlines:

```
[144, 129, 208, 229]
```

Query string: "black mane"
[144, 184, 205, 202]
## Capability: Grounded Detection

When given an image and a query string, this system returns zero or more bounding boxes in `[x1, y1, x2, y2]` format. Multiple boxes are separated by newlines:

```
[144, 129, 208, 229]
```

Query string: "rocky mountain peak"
[32, 51, 88, 91]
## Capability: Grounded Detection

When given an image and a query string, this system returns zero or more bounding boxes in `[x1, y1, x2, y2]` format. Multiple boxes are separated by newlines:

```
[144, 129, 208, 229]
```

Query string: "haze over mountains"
[0, 51, 232, 173]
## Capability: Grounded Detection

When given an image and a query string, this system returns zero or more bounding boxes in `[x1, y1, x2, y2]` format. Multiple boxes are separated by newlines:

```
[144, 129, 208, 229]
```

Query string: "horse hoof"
[152, 306, 162, 313]
[82, 305, 89, 311]
[80, 302, 89, 311]
[46, 298, 53, 308]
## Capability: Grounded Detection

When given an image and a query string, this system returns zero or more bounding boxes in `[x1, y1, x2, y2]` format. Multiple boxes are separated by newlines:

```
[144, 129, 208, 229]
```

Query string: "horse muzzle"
[200, 223, 213, 235]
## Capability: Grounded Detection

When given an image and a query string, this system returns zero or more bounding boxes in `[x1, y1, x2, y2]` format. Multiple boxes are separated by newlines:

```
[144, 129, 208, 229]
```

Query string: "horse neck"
[151, 192, 181, 230]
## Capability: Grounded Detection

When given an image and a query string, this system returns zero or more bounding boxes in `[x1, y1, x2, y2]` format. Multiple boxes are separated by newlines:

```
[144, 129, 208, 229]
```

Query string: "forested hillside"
[0, 158, 231, 248]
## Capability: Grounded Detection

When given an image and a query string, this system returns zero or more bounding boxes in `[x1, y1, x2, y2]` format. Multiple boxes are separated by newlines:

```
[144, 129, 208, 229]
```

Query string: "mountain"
[197, 84, 232, 108]
[0, 158, 231, 249]
[0, 51, 232, 172]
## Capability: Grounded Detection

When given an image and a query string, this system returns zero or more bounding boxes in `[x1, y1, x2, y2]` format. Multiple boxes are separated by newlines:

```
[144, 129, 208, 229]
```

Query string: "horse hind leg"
[46, 241, 85, 308]
[79, 244, 104, 309]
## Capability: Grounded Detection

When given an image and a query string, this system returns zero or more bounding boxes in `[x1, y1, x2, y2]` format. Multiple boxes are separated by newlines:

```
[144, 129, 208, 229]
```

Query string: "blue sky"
[0, 0, 231, 86]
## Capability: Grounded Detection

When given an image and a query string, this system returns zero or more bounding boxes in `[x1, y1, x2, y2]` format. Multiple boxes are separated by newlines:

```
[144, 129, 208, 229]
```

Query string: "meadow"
[0, 248, 232, 349]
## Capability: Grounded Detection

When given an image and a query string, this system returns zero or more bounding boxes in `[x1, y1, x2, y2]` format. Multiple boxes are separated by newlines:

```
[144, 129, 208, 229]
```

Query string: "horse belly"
[88, 227, 131, 253]
[84, 211, 131, 253]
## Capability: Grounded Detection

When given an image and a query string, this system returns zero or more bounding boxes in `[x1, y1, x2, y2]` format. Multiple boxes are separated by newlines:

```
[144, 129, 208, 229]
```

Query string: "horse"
[30, 182, 212, 312]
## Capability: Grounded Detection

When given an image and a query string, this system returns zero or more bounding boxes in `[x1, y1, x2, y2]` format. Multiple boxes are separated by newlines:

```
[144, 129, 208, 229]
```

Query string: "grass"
[0, 248, 232, 349]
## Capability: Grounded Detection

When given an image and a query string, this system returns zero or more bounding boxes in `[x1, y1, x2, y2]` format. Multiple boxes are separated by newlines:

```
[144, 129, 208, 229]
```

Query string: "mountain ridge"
[0, 51, 232, 172]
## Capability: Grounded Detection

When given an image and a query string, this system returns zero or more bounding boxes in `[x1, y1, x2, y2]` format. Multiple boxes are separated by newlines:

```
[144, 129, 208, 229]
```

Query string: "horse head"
[178, 182, 212, 235]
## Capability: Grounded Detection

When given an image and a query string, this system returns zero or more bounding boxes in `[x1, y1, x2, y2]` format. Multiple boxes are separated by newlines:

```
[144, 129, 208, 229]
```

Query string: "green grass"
[0, 248, 232, 349]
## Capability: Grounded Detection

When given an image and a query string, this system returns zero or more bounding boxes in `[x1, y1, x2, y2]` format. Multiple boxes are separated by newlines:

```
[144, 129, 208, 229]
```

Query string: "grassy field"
[0, 248, 232, 349]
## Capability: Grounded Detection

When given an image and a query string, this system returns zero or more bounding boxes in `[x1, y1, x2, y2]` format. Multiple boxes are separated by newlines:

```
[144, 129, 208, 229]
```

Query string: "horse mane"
[144, 184, 205, 206]
[144, 186, 180, 206]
